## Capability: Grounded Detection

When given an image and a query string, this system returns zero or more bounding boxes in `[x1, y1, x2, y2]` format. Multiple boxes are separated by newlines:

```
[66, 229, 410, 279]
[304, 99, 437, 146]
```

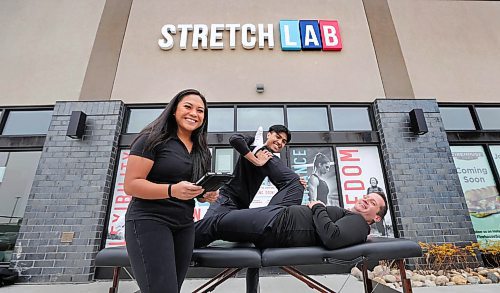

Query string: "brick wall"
[11, 101, 124, 282]
[373, 99, 477, 246]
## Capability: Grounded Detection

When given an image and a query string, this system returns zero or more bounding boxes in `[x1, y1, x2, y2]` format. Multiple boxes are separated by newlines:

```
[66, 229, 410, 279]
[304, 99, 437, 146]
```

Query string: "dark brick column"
[373, 99, 477, 245]
[12, 101, 124, 282]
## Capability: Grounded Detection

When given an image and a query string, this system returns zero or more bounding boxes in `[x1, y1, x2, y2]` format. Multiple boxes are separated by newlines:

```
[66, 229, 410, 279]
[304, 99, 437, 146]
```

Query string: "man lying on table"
[194, 192, 388, 249]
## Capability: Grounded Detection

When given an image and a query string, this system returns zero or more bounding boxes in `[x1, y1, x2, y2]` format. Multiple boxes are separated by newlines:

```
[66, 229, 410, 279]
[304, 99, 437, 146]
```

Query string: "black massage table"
[95, 237, 422, 293]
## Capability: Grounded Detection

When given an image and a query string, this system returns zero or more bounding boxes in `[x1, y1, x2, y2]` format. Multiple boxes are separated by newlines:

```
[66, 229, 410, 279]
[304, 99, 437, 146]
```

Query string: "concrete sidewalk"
[1, 275, 499, 292]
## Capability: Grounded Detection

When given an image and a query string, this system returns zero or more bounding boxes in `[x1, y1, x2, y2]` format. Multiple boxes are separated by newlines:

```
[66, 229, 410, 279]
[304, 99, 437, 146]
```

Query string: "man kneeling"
[195, 192, 388, 250]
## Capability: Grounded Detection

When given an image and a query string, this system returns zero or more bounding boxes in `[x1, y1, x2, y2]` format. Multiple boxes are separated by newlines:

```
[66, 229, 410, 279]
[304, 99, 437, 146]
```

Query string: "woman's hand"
[197, 190, 219, 203]
[171, 181, 204, 200]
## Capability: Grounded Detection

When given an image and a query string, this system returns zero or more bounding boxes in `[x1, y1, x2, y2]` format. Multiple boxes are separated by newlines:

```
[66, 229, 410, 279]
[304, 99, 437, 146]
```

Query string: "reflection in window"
[440, 107, 475, 130]
[237, 107, 284, 131]
[476, 107, 500, 130]
[0, 151, 41, 263]
[287, 107, 329, 131]
[126, 108, 164, 133]
[215, 148, 234, 173]
[2, 110, 53, 135]
[331, 107, 372, 131]
[208, 108, 234, 132]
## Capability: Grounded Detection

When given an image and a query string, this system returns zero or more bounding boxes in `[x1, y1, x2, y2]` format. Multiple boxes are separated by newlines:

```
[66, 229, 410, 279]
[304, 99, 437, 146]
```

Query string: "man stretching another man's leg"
[195, 125, 305, 247]
[195, 192, 388, 250]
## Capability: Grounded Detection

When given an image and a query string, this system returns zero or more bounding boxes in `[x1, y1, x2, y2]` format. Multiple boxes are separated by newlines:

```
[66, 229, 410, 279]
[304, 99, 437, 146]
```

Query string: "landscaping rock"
[435, 275, 449, 286]
[383, 275, 397, 283]
[425, 274, 436, 281]
[373, 265, 387, 277]
[424, 280, 437, 287]
[373, 277, 386, 285]
[350, 267, 362, 281]
[405, 270, 413, 278]
[451, 275, 468, 285]
[467, 276, 480, 284]
[487, 272, 499, 283]
[481, 279, 493, 284]
[411, 281, 424, 287]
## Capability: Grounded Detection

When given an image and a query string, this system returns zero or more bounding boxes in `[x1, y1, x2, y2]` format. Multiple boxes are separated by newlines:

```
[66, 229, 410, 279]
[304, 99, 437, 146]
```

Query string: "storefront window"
[237, 107, 284, 131]
[126, 108, 164, 133]
[0, 151, 41, 263]
[331, 107, 372, 131]
[287, 107, 329, 131]
[208, 108, 234, 132]
[440, 107, 476, 130]
[476, 107, 500, 130]
[336, 146, 394, 237]
[2, 110, 53, 135]
[490, 145, 500, 175]
[214, 148, 234, 173]
[450, 146, 500, 242]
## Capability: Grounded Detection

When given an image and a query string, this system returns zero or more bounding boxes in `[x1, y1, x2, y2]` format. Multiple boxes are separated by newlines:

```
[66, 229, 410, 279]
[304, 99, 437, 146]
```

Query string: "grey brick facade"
[8, 98, 485, 282]
[373, 99, 477, 245]
[11, 101, 125, 282]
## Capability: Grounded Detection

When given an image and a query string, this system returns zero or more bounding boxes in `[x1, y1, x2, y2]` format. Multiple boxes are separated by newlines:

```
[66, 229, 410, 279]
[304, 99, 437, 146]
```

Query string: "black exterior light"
[409, 108, 428, 135]
[256, 83, 264, 93]
[66, 111, 87, 139]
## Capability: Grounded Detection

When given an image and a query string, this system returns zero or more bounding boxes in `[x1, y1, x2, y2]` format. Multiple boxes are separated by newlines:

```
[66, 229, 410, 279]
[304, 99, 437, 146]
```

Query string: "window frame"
[0, 106, 53, 151]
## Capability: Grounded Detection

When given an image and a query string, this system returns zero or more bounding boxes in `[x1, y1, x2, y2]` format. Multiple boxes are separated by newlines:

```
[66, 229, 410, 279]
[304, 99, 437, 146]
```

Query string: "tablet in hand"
[196, 172, 234, 196]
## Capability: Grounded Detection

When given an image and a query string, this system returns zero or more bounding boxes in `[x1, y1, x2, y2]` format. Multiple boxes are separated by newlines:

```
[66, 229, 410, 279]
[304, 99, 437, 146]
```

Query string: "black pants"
[195, 205, 284, 248]
[217, 205, 284, 247]
[125, 219, 194, 293]
[196, 179, 303, 247]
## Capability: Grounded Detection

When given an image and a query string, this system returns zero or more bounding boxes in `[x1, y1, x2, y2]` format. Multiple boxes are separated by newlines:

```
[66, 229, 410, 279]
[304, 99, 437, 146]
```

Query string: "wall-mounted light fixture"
[409, 108, 428, 135]
[256, 83, 264, 93]
[66, 111, 87, 139]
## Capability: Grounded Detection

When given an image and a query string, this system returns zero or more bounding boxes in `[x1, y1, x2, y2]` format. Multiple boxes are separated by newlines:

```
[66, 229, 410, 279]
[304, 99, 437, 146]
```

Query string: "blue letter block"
[299, 20, 322, 50]
[280, 20, 301, 51]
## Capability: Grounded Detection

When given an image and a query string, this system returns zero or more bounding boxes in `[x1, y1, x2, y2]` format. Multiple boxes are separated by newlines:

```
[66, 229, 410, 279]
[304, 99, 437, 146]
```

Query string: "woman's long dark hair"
[132, 89, 211, 182]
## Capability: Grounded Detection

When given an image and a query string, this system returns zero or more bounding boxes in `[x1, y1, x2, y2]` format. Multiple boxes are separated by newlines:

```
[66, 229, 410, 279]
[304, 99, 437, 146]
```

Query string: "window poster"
[336, 146, 394, 237]
[451, 146, 500, 242]
[105, 150, 131, 247]
[249, 153, 280, 208]
[289, 147, 339, 206]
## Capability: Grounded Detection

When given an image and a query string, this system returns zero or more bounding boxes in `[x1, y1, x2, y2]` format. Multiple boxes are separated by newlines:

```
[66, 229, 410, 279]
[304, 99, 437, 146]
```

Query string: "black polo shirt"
[125, 134, 195, 228]
[271, 205, 370, 249]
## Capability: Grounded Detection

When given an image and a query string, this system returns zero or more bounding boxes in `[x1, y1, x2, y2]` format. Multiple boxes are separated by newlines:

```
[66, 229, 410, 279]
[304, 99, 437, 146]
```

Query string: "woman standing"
[124, 89, 217, 293]
[307, 153, 331, 204]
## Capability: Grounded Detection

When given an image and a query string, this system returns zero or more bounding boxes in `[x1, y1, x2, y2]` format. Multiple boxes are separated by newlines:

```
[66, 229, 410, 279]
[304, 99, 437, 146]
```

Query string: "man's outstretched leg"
[268, 178, 304, 207]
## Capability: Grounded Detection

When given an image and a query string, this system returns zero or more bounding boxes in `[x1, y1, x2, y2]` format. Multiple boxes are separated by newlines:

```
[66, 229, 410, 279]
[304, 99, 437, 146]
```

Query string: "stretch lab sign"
[158, 20, 342, 51]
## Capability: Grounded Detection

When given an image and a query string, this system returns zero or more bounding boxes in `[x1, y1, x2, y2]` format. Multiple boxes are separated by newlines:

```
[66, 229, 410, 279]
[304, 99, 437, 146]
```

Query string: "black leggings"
[125, 219, 194, 293]
[195, 180, 303, 248]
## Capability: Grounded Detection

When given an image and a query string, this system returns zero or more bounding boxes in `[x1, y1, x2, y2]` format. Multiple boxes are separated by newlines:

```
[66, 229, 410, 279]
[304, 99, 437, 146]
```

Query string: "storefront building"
[0, 0, 499, 283]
